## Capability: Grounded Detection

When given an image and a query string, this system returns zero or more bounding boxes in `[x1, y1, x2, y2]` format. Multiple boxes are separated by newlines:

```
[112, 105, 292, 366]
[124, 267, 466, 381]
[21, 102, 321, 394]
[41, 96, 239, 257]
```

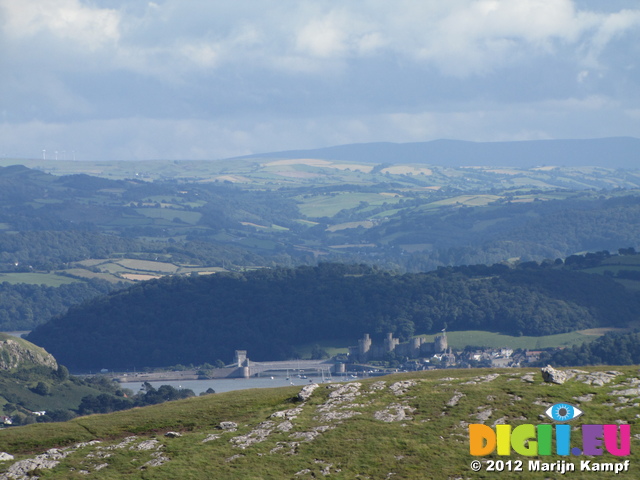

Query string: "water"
[121, 373, 358, 395]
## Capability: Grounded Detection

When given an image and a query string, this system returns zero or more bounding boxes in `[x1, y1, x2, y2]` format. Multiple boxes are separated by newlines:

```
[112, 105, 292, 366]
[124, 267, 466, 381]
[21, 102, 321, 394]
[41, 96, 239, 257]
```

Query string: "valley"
[0, 141, 638, 478]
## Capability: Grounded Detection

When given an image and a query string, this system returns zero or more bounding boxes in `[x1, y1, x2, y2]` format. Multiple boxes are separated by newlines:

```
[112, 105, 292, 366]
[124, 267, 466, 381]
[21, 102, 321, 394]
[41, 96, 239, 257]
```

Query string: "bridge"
[229, 350, 341, 378]
[247, 359, 335, 376]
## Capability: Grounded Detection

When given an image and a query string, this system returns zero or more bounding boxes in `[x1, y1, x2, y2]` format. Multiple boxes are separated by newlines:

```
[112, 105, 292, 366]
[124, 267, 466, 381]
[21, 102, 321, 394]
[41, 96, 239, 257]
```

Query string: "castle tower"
[383, 332, 399, 352]
[410, 337, 422, 358]
[234, 350, 247, 367]
[434, 334, 448, 353]
[358, 334, 372, 361]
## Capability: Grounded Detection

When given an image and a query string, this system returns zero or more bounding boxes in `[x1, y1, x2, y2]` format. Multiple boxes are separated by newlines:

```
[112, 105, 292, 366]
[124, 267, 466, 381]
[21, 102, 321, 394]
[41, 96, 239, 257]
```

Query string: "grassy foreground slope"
[0, 366, 638, 479]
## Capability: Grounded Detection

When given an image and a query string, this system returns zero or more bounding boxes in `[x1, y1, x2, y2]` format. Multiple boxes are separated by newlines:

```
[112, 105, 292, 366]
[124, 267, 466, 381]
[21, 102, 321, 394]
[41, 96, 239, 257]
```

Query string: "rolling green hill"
[0, 334, 117, 424]
[0, 366, 638, 479]
[0, 333, 201, 426]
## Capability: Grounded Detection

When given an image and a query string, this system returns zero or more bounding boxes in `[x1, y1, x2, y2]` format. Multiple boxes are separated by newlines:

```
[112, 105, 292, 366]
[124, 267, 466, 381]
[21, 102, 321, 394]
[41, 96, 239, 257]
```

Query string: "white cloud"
[1, 0, 120, 49]
[577, 70, 590, 82]
[1, 1, 640, 160]
[581, 9, 640, 67]
[5, 0, 634, 79]
[296, 11, 349, 58]
[179, 42, 220, 68]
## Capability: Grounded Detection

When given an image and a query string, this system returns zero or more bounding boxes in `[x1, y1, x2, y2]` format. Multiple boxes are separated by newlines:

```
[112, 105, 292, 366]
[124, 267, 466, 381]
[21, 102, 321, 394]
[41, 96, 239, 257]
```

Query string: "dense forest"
[27, 262, 639, 371]
[542, 330, 640, 367]
[0, 279, 124, 331]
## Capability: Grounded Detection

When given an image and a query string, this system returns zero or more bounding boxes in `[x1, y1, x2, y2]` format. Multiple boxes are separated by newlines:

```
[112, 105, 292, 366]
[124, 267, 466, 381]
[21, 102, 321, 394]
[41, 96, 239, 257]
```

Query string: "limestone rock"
[573, 394, 595, 402]
[230, 421, 275, 449]
[141, 451, 169, 468]
[1, 447, 74, 478]
[389, 380, 416, 395]
[446, 391, 465, 407]
[202, 434, 221, 443]
[541, 365, 567, 384]
[270, 407, 303, 420]
[476, 407, 493, 422]
[131, 439, 160, 451]
[297, 384, 319, 402]
[277, 420, 294, 432]
[616, 388, 640, 397]
[218, 421, 238, 431]
[374, 404, 414, 422]
[4, 457, 60, 477]
[575, 371, 620, 386]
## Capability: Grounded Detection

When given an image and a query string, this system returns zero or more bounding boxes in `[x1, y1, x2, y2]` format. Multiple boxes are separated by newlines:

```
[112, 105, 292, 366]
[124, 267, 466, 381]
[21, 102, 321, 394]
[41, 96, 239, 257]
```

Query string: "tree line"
[0, 279, 124, 330]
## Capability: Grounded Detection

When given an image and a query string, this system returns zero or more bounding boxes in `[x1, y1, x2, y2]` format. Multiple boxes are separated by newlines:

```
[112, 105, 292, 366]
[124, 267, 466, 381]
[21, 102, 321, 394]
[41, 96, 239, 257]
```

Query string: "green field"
[419, 330, 600, 350]
[116, 259, 179, 273]
[294, 339, 352, 358]
[602, 255, 640, 265]
[134, 208, 202, 225]
[62, 268, 127, 284]
[65, 258, 228, 284]
[296, 193, 402, 218]
[0, 273, 79, 287]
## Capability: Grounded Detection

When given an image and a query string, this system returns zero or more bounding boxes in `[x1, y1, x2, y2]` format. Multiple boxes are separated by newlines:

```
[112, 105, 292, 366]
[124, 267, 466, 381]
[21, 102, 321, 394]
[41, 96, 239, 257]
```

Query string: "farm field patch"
[134, 208, 202, 225]
[116, 259, 179, 273]
[297, 193, 403, 218]
[0, 273, 79, 287]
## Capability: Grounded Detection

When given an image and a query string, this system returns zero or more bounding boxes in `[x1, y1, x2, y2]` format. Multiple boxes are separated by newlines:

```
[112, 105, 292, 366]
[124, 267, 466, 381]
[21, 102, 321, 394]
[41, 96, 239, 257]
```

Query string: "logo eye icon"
[545, 403, 583, 422]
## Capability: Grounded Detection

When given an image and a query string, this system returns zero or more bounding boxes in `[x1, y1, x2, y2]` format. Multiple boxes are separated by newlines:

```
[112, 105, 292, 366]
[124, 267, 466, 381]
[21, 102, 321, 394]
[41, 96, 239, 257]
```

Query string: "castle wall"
[350, 333, 447, 362]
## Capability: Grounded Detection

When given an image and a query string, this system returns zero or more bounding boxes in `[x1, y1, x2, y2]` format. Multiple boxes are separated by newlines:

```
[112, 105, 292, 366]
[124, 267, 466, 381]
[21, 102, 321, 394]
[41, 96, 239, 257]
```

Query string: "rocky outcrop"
[0, 335, 57, 371]
[297, 384, 319, 402]
[0, 442, 99, 479]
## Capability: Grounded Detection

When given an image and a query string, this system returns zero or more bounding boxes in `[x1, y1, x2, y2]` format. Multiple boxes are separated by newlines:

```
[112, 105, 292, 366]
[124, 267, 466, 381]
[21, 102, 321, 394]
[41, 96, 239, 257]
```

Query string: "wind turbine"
[42, 149, 46, 160]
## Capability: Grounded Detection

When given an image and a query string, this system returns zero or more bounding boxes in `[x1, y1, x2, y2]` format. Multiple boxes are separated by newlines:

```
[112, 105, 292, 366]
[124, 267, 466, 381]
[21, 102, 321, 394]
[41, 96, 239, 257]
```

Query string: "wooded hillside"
[27, 262, 639, 370]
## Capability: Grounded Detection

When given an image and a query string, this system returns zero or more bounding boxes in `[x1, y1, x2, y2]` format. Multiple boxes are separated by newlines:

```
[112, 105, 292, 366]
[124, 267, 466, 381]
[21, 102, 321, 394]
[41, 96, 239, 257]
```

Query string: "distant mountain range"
[234, 137, 640, 168]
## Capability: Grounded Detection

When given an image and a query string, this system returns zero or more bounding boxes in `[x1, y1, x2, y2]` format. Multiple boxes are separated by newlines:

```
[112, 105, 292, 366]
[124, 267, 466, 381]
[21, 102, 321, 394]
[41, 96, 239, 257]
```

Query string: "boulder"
[541, 365, 567, 384]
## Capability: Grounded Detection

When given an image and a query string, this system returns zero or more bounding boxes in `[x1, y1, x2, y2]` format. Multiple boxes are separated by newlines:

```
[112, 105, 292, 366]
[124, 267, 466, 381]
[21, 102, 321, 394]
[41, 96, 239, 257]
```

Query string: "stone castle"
[348, 332, 448, 363]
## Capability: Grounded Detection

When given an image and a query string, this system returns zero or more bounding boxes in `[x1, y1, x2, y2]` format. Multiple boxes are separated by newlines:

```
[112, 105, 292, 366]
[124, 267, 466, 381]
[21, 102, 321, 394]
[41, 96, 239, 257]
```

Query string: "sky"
[1, 0, 640, 161]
